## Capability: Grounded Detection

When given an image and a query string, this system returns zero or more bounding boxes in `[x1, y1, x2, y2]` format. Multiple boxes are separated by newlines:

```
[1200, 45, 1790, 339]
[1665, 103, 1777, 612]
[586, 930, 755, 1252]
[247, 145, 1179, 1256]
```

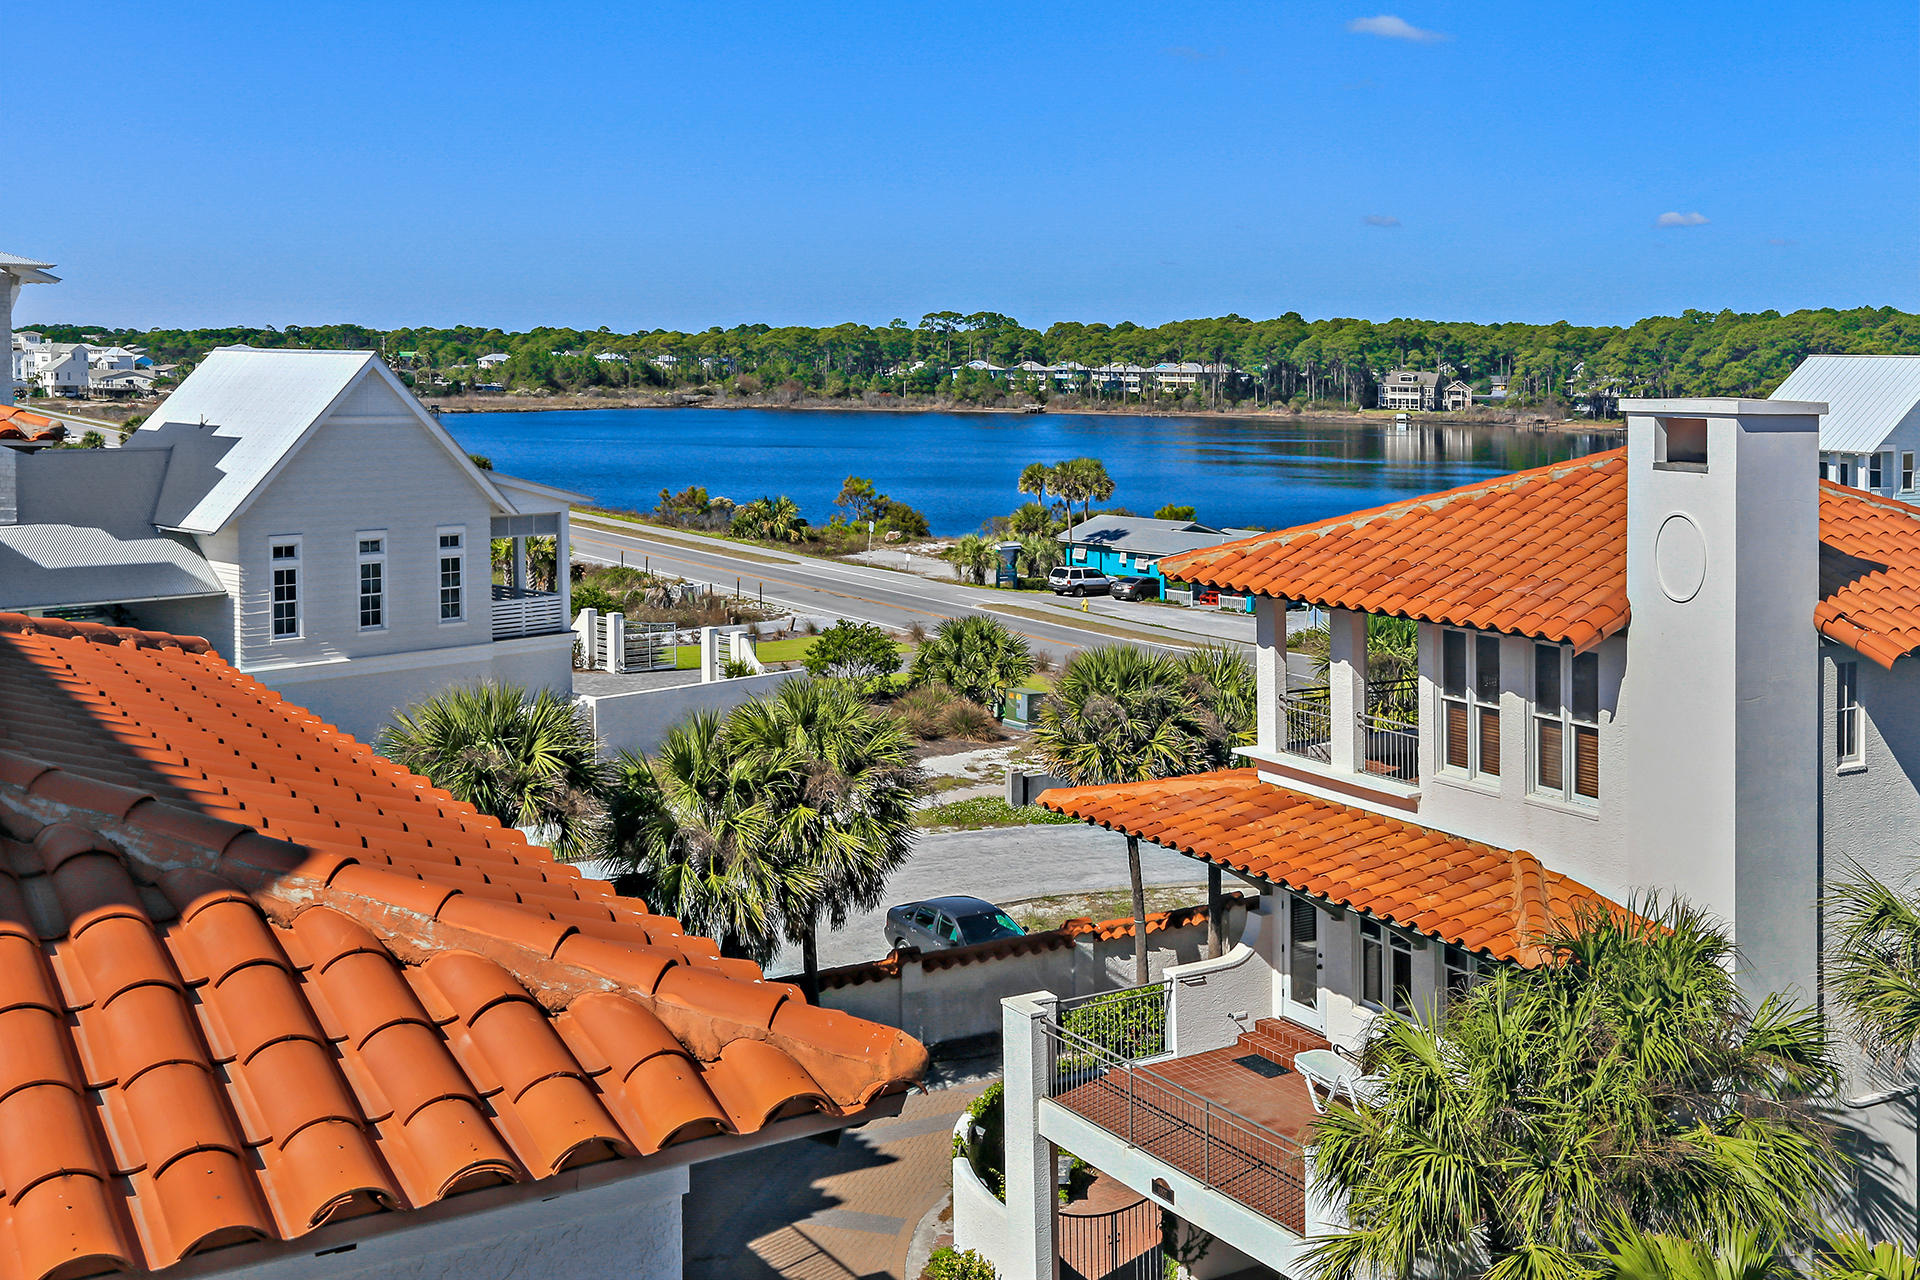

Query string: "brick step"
[1251, 1017, 1330, 1055]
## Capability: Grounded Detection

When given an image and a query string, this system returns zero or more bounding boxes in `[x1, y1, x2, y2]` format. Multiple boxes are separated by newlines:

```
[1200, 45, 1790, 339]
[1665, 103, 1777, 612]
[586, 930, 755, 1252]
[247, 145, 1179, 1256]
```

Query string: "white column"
[1328, 608, 1367, 773]
[605, 613, 626, 674]
[1000, 993, 1058, 1280]
[573, 607, 598, 667]
[511, 535, 528, 593]
[556, 512, 572, 618]
[1, 274, 16, 407]
[1254, 597, 1284, 752]
[699, 626, 722, 683]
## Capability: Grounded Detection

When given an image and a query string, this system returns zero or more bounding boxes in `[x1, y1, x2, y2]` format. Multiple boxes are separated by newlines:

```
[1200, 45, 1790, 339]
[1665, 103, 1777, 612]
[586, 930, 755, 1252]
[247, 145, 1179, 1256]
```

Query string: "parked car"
[1110, 575, 1161, 602]
[1048, 565, 1112, 596]
[886, 895, 1027, 952]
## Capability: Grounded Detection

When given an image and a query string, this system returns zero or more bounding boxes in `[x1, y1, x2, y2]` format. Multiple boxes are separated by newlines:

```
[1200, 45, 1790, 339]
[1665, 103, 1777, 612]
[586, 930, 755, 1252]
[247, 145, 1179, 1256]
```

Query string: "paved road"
[571, 515, 1253, 664]
[770, 824, 1210, 976]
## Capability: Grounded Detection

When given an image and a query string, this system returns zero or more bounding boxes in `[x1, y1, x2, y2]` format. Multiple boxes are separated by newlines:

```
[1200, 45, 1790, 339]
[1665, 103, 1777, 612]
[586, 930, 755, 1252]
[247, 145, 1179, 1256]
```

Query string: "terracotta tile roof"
[1161, 450, 1631, 651]
[1037, 770, 1620, 966]
[0, 613, 925, 1279]
[0, 404, 65, 442]
[1162, 450, 1920, 668]
[1816, 483, 1920, 668]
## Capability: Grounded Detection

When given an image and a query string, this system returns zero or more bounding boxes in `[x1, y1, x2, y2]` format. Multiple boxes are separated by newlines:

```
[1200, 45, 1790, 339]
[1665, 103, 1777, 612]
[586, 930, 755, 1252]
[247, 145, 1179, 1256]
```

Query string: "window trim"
[1439, 628, 1502, 781]
[1903, 451, 1916, 494]
[268, 536, 302, 641]
[356, 531, 387, 632]
[1837, 660, 1864, 771]
[1531, 642, 1601, 805]
[437, 526, 466, 624]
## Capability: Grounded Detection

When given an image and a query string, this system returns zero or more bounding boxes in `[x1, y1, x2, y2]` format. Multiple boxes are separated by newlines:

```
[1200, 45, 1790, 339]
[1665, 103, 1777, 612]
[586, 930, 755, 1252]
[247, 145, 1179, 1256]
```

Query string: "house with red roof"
[965, 394, 1920, 1277]
[0, 611, 925, 1280]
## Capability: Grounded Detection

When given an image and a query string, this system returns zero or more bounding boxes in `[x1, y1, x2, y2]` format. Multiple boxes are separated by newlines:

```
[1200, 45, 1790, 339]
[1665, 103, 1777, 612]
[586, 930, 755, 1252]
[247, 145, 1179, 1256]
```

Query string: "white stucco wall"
[582, 668, 805, 757]
[1165, 942, 1272, 1057]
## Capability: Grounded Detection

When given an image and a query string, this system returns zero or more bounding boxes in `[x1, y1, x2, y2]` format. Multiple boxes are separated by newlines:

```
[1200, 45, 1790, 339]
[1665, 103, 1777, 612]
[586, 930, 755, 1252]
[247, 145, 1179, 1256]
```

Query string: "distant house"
[1442, 379, 1475, 412]
[1378, 369, 1440, 412]
[1057, 513, 1261, 609]
[951, 359, 1007, 379]
[1488, 373, 1513, 399]
[87, 366, 157, 398]
[594, 350, 630, 363]
[0, 347, 583, 739]
[476, 352, 508, 367]
[1773, 354, 1920, 498]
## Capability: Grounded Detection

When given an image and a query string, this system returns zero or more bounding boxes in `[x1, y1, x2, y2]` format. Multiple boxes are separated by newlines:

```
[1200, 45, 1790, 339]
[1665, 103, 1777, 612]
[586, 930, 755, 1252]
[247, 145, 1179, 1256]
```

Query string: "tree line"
[32, 304, 1920, 411]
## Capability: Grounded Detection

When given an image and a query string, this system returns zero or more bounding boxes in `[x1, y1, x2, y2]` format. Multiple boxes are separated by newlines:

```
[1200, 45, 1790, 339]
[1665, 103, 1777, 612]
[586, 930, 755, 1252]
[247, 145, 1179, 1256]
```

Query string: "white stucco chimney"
[1618, 396, 1826, 999]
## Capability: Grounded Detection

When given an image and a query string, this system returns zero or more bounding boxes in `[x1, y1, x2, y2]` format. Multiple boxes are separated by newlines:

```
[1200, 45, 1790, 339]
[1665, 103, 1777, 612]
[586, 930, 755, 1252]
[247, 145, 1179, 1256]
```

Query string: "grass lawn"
[670, 636, 818, 670]
[913, 795, 1078, 831]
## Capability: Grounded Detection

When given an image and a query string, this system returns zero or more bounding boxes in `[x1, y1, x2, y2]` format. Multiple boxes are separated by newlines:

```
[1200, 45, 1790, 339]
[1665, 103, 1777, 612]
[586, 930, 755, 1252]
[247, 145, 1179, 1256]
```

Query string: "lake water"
[444, 407, 1617, 536]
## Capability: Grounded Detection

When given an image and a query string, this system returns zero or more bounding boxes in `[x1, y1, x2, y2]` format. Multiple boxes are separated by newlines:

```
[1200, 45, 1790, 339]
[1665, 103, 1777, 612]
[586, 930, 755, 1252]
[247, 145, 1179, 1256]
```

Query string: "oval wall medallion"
[1655, 512, 1707, 603]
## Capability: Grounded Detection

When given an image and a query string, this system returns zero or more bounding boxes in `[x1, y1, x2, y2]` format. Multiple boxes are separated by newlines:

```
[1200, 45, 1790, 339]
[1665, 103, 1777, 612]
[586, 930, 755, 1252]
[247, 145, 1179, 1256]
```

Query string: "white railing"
[491, 585, 566, 640]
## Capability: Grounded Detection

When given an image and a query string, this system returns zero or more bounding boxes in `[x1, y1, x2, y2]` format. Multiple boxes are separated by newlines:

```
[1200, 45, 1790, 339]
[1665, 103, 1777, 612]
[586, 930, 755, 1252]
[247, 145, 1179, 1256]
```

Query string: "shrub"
[803, 621, 902, 690]
[942, 698, 1001, 742]
[570, 583, 621, 616]
[956, 1085, 1006, 1204]
[909, 615, 1033, 711]
[720, 657, 756, 679]
[889, 684, 954, 740]
[927, 1248, 998, 1280]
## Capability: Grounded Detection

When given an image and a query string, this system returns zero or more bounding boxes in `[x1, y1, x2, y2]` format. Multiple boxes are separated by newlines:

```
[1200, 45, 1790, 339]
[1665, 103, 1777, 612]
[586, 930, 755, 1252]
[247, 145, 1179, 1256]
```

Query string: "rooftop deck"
[1049, 1017, 1328, 1234]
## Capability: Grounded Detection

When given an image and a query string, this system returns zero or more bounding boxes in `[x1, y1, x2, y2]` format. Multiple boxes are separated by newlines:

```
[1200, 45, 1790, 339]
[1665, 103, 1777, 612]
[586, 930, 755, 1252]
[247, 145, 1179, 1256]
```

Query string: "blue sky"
[7, 0, 1914, 331]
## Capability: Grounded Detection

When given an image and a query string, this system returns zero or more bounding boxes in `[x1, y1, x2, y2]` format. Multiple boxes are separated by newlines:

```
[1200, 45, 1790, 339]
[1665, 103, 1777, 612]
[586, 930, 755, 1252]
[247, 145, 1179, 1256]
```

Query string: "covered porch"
[487, 471, 583, 642]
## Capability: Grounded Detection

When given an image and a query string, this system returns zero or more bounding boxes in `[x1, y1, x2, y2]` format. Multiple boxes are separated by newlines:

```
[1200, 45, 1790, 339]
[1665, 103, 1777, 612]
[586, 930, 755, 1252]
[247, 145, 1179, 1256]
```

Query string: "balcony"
[1273, 676, 1420, 786]
[1041, 986, 1322, 1236]
[490, 585, 567, 640]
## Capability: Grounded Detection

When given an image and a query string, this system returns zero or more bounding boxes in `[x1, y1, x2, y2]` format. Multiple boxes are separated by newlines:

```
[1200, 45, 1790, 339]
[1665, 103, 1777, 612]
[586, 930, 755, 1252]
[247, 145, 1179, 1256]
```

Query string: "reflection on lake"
[445, 407, 1618, 536]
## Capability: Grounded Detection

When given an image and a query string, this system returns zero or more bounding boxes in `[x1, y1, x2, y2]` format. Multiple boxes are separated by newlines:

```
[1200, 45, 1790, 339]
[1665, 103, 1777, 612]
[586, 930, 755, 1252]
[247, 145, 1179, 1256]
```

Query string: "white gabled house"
[1775, 354, 1920, 498]
[0, 347, 581, 739]
[970, 389, 1920, 1277]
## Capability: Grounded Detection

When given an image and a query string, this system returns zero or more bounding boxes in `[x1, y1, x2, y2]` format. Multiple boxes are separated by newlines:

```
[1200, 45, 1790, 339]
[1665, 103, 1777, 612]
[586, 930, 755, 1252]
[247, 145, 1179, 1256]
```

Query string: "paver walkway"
[684, 1084, 985, 1280]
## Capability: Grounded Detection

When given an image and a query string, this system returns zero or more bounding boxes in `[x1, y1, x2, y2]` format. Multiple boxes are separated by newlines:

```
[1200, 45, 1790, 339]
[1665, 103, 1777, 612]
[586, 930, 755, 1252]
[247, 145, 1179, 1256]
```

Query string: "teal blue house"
[1058, 514, 1261, 610]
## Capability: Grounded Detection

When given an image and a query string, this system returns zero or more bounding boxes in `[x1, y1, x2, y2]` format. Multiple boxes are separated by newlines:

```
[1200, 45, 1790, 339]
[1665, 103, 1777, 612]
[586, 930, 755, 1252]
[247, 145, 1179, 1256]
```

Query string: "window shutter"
[1477, 706, 1500, 776]
[1446, 702, 1470, 769]
[1537, 721, 1563, 790]
[1574, 726, 1600, 799]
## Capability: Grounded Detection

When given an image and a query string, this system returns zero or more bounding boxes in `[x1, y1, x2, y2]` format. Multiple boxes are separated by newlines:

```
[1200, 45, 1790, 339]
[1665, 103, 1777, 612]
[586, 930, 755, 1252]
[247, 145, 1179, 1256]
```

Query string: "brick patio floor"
[684, 1085, 985, 1280]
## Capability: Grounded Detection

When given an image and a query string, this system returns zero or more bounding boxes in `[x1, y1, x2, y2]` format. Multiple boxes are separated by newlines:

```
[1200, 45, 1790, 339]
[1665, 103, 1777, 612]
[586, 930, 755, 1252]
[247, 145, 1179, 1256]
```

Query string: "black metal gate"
[1057, 1197, 1163, 1280]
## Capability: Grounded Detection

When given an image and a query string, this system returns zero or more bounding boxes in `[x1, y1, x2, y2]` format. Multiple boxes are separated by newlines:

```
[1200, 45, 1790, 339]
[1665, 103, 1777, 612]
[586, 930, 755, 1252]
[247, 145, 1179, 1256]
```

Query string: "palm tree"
[726, 680, 924, 995]
[1016, 533, 1062, 580]
[1817, 1232, 1920, 1280]
[1602, 1227, 1790, 1280]
[1032, 646, 1214, 983]
[380, 681, 610, 860]
[602, 711, 801, 962]
[1055, 456, 1114, 531]
[1827, 870, 1920, 1061]
[942, 533, 997, 585]
[1018, 461, 1055, 511]
[908, 615, 1035, 713]
[1309, 898, 1842, 1280]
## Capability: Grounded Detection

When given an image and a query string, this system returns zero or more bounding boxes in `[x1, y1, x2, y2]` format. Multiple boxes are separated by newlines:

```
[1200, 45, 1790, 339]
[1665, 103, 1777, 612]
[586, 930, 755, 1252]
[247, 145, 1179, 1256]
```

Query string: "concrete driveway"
[771, 824, 1207, 977]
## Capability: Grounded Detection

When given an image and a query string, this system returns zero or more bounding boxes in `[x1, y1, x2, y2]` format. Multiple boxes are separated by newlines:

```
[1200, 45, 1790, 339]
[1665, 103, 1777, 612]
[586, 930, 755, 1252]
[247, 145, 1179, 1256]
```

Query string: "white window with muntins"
[269, 537, 301, 640]
[357, 532, 386, 631]
[1533, 643, 1600, 804]
[1903, 451, 1915, 493]
[1361, 918, 1415, 1015]
[1441, 629, 1501, 780]
[1870, 453, 1885, 491]
[1837, 661, 1864, 770]
[1444, 944, 1486, 1010]
[438, 527, 465, 622]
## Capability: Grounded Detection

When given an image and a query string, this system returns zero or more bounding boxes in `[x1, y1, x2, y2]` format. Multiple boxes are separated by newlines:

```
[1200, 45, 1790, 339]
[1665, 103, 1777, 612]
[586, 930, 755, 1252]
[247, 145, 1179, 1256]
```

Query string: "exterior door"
[1283, 894, 1325, 1030]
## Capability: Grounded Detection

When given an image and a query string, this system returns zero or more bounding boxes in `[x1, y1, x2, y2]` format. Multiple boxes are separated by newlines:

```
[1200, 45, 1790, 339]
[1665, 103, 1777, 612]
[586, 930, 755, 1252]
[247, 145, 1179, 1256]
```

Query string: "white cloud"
[1347, 15, 1449, 42]
[1656, 211, 1710, 227]
[1364, 214, 1401, 227]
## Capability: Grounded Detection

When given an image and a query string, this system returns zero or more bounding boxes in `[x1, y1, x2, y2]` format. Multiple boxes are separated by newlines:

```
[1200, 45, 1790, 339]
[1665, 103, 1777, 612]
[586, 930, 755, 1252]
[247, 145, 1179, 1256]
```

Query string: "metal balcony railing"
[1279, 686, 1331, 763]
[1052, 982, 1171, 1061]
[1043, 1017, 1308, 1234]
[1357, 709, 1419, 782]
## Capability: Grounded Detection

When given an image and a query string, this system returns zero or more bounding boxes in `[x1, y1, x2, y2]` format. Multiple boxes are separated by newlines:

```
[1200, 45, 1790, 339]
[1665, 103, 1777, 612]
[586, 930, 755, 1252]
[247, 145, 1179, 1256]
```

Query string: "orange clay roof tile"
[1161, 450, 1920, 668]
[0, 612, 926, 1280]
[1039, 769, 1621, 965]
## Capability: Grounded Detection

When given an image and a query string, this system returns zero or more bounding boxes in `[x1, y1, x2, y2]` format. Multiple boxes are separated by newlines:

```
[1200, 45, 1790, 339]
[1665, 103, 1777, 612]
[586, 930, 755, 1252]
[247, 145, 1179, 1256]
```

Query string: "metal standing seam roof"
[1160, 449, 1920, 669]
[130, 349, 506, 534]
[1037, 770, 1622, 966]
[0, 526, 225, 610]
[1772, 355, 1920, 455]
[1058, 514, 1265, 560]
[0, 613, 925, 1280]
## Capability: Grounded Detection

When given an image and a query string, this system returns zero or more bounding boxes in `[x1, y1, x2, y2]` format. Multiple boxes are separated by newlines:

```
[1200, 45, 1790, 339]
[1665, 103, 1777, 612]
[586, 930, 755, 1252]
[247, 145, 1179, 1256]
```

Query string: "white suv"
[1048, 565, 1112, 596]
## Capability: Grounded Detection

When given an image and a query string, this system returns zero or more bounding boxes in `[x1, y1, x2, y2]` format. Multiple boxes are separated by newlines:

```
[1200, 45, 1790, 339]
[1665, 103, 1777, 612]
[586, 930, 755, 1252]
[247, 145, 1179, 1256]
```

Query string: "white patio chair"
[1293, 1048, 1382, 1113]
